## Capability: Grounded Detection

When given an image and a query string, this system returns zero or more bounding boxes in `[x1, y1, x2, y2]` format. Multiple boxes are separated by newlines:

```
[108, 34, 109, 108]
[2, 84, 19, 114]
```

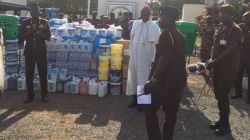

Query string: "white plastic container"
[4, 75, 9, 90]
[98, 81, 108, 97]
[48, 78, 57, 93]
[67, 27, 76, 37]
[71, 79, 80, 94]
[5, 39, 18, 51]
[17, 77, 26, 91]
[89, 79, 98, 96]
[33, 79, 41, 91]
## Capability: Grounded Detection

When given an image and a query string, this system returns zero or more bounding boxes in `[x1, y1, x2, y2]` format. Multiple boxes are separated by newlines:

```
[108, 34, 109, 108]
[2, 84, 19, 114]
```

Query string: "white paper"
[137, 85, 151, 104]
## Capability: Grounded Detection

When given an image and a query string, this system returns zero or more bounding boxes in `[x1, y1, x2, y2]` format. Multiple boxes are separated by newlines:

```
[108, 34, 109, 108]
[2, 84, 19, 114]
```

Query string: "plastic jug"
[89, 79, 98, 96]
[79, 80, 89, 95]
[98, 81, 108, 97]
[17, 77, 26, 91]
[57, 80, 64, 92]
[71, 79, 80, 94]
[48, 78, 57, 93]
[64, 80, 71, 94]
[33, 79, 41, 91]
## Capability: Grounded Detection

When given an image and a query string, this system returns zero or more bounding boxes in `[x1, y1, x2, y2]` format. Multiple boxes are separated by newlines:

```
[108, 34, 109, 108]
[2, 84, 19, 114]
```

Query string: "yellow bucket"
[111, 44, 123, 56]
[111, 56, 123, 70]
[99, 56, 110, 69]
[98, 68, 109, 81]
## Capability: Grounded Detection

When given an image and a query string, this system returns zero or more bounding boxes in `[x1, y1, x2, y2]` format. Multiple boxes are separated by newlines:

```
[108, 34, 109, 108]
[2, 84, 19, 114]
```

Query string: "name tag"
[220, 40, 227, 45]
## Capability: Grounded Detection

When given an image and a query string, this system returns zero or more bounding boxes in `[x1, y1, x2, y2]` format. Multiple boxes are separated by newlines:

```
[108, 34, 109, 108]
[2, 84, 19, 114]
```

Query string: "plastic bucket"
[5, 39, 18, 51]
[110, 82, 121, 95]
[109, 70, 122, 83]
[111, 44, 123, 56]
[99, 55, 110, 69]
[99, 43, 110, 56]
[110, 56, 122, 70]
[98, 68, 109, 81]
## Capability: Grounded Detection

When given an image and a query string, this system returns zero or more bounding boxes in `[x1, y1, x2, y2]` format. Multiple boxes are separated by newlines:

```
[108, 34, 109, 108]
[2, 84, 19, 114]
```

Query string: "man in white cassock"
[126, 5, 161, 110]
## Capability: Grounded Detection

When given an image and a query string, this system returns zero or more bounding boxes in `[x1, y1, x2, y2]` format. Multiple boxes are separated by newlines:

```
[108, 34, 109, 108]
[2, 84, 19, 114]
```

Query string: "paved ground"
[0, 58, 250, 140]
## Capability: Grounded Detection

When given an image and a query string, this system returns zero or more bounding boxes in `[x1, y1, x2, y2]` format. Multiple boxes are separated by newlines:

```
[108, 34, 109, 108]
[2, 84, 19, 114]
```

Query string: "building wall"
[0, 0, 27, 6]
[97, 0, 146, 19]
[182, 4, 206, 22]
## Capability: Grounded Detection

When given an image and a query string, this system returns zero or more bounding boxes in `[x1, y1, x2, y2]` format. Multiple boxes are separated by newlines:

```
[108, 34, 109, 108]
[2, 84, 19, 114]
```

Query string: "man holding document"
[143, 5, 186, 140]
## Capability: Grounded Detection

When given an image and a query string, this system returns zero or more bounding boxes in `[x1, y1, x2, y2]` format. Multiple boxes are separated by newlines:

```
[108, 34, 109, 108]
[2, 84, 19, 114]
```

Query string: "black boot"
[209, 120, 222, 129]
[24, 97, 34, 104]
[215, 118, 231, 136]
[230, 95, 242, 99]
[210, 112, 222, 129]
[127, 95, 137, 108]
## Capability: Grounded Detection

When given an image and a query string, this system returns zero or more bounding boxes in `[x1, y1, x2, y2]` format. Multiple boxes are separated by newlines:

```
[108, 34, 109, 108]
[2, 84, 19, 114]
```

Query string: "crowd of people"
[9, 1, 250, 140]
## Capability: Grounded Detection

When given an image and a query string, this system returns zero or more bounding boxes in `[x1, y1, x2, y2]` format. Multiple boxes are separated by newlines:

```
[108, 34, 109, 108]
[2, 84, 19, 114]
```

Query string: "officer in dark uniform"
[232, 11, 250, 104]
[20, 3, 51, 103]
[90, 11, 100, 26]
[144, 5, 186, 140]
[206, 4, 242, 135]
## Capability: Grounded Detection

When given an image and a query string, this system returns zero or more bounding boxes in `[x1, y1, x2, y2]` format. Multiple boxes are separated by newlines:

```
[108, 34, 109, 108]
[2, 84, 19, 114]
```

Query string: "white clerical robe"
[126, 20, 161, 96]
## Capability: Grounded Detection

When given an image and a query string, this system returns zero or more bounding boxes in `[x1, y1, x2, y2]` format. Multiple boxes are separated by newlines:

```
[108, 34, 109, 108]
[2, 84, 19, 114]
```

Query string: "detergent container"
[17, 77, 26, 91]
[89, 79, 98, 95]
[98, 81, 108, 97]
[111, 44, 123, 56]
[110, 82, 121, 95]
[110, 56, 122, 70]
[99, 55, 110, 69]
[48, 78, 57, 93]
[98, 68, 109, 81]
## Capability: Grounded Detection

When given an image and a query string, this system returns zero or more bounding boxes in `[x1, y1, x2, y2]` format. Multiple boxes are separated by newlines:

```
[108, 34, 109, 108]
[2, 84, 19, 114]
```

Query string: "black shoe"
[230, 95, 242, 99]
[24, 97, 33, 104]
[41, 97, 48, 103]
[209, 121, 221, 129]
[127, 101, 137, 108]
[214, 125, 231, 136]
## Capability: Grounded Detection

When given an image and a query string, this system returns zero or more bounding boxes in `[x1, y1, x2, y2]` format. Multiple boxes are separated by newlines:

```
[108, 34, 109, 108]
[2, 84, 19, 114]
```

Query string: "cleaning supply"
[99, 43, 111, 56]
[110, 56, 123, 70]
[56, 80, 64, 92]
[48, 78, 57, 93]
[111, 44, 123, 56]
[64, 80, 71, 94]
[98, 81, 108, 97]
[89, 79, 98, 95]
[79, 79, 89, 95]
[17, 76, 26, 91]
[99, 56, 110, 69]
[110, 82, 121, 95]
[109, 70, 122, 83]
[98, 68, 109, 81]
[71, 78, 80, 94]
[33, 79, 41, 91]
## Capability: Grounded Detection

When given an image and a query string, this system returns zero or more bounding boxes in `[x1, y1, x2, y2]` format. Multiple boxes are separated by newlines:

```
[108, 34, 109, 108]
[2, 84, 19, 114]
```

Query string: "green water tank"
[176, 21, 198, 54]
[155, 21, 198, 54]
[0, 14, 20, 40]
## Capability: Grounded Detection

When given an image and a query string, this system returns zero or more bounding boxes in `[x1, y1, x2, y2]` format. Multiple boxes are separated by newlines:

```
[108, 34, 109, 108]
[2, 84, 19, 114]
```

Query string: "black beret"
[219, 4, 235, 15]
[159, 5, 179, 20]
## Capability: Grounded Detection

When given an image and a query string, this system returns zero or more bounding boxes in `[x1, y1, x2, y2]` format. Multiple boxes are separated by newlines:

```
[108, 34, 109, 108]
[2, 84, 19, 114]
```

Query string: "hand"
[206, 60, 214, 70]
[144, 78, 157, 94]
